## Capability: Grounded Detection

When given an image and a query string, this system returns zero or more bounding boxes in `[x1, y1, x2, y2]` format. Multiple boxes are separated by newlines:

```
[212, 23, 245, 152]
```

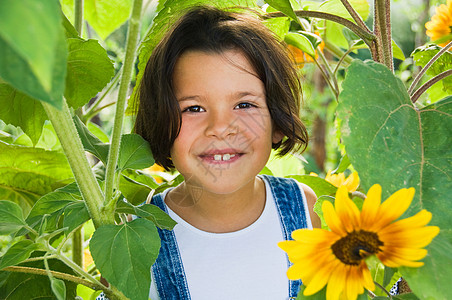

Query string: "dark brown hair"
[135, 5, 307, 169]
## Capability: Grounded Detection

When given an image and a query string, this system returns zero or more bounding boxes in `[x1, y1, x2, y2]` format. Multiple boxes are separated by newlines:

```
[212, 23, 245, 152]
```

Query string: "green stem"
[408, 40, 452, 95]
[74, 0, 84, 35]
[41, 101, 110, 228]
[374, 280, 392, 298]
[265, 10, 376, 47]
[411, 69, 452, 103]
[339, 0, 371, 32]
[2, 266, 106, 291]
[373, 0, 393, 71]
[72, 227, 84, 267]
[104, 0, 143, 208]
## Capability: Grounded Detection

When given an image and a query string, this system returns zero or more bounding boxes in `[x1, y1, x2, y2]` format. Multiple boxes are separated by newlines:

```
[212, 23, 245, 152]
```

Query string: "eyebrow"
[176, 91, 265, 102]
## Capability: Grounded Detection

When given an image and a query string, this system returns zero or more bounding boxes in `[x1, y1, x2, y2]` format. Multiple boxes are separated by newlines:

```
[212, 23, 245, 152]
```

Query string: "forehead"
[172, 49, 264, 97]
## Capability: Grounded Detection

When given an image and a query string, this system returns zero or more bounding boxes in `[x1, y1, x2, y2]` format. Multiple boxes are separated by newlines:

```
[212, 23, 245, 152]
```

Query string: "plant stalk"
[72, 227, 84, 267]
[103, 0, 143, 209]
[411, 69, 452, 103]
[265, 10, 376, 48]
[74, 0, 84, 35]
[41, 101, 109, 228]
[339, 0, 371, 32]
[373, 0, 393, 71]
[2, 266, 107, 291]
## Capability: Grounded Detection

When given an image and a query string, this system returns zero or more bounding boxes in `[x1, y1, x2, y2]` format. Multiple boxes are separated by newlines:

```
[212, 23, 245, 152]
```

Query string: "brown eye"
[235, 102, 256, 109]
[182, 105, 205, 113]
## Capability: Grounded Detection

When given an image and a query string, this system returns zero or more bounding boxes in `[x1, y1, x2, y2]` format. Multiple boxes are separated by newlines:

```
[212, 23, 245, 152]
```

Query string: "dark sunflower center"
[331, 230, 383, 265]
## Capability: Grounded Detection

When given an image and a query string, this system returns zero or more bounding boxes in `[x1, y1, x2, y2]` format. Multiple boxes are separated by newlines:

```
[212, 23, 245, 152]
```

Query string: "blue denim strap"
[151, 193, 191, 300]
[261, 175, 308, 299]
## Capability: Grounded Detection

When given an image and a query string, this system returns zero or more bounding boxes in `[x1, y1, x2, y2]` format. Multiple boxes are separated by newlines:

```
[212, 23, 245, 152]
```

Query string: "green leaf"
[288, 175, 337, 197]
[382, 266, 396, 288]
[412, 44, 452, 94]
[127, 0, 257, 115]
[116, 201, 177, 230]
[399, 234, 452, 300]
[0, 141, 73, 197]
[312, 195, 334, 230]
[84, 0, 133, 40]
[73, 116, 109, 164]
[332, 154, 350, 174]
[266, 150, 305, 177]
[0, 0, 67, 108]
[393, 293, 420, 300]
[65, 38, 115, 109]
[50, 277, 66, 300]
[296, 285, 326, 299]
[0, 83, 47, 145]
[119, 175, 152, 206]
[90, 218, 161, 300]
[27, 183, 83, 233]
[284, 32, 316, 58]
[63, 201, 90, 233]
[0, 240, 39, 269]
[0, 188, 39, 219]
[392, 40, 405, 61]
[263, 17, 290, 40]
[265, 0, 298, 21]
[337, 60, 452, 299]
[118, 134, 154, 170]
[0, 252, 77, 299]
[122, 169, 160, 190]
[0, 201, 27, 235]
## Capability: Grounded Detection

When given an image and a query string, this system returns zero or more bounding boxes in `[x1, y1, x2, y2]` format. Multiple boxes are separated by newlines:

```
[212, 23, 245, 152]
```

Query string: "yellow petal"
[378, 210, 432, 235]
[334, 186, 360, 231]
[360, 184, 382, 229]
[303, 260, 335, 296]
[371, 188, 415, 230]
[379, 226, 440, 248]
[343, 171, 359, 192]
[326, 263, 347, 300]
[378, 254, 425, 268]
[323, 201, 347, 236]
[380, 247, 428, 261]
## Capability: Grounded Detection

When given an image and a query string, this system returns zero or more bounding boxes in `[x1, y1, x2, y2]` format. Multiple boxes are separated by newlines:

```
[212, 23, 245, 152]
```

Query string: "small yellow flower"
[279, 185, 439, 300]
[426, 0, 452, 47]
[310, 170, 360, 192]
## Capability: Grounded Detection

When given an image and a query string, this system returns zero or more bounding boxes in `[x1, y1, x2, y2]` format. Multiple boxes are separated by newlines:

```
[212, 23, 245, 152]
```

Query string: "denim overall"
[151, 175, 310, 300]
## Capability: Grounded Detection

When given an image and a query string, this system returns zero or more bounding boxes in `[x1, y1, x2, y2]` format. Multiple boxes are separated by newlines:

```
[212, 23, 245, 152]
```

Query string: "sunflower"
[426, 0, 452, 47]
[310, 170, 360, 192]
[279, 184, 439, 300]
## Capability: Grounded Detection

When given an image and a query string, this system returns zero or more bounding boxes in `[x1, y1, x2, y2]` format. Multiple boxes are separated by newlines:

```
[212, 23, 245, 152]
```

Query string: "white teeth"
[213, 154, 236, 161]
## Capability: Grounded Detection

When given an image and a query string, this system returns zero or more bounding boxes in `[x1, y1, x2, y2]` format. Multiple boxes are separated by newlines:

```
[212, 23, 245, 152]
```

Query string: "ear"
[272, 130, 284, 144]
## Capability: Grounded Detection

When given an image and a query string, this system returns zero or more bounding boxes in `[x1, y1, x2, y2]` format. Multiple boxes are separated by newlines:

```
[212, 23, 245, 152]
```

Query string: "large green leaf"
[127, 0, 257, 114]
[65, 38, 115, 109]
[118, 134, 154, 170]
[84, 0, 133, 40]
[119, 175, 153, 205]
[0, 142, 73, 197]
[337, 60, 452, 299]
[0, 83, 47, 145]
[0, 201, 27, 235]
[90, 218, 161, 300]
[0, 0, 67, 109]
[412, 44, 452, 94]
[318, 0, 370, 22]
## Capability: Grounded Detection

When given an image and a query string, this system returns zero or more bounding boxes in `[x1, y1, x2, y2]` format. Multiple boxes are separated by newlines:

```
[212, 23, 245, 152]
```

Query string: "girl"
[100, 5, 320, 300]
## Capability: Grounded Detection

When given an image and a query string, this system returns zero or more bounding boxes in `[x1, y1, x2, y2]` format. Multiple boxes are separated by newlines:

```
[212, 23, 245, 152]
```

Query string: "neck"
[166, 176, 266, 233]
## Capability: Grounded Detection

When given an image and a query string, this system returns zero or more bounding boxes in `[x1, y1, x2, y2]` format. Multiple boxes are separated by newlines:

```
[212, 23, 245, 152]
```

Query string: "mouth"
[198, 150, 244, 163]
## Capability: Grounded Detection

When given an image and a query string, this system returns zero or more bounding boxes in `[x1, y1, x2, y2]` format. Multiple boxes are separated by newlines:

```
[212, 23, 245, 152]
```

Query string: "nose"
[204, 109, 238, 139]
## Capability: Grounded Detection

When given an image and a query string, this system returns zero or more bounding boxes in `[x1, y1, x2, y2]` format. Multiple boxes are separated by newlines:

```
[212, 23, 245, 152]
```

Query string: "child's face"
[170, 49, 282, 194]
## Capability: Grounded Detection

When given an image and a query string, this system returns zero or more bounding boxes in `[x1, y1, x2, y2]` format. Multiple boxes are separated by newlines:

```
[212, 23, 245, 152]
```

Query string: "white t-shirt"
[149, 178, 312, 300]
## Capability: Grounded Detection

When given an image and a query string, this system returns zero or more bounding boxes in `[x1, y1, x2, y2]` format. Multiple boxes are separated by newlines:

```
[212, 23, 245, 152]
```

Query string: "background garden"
[0, 0, 451, 299]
